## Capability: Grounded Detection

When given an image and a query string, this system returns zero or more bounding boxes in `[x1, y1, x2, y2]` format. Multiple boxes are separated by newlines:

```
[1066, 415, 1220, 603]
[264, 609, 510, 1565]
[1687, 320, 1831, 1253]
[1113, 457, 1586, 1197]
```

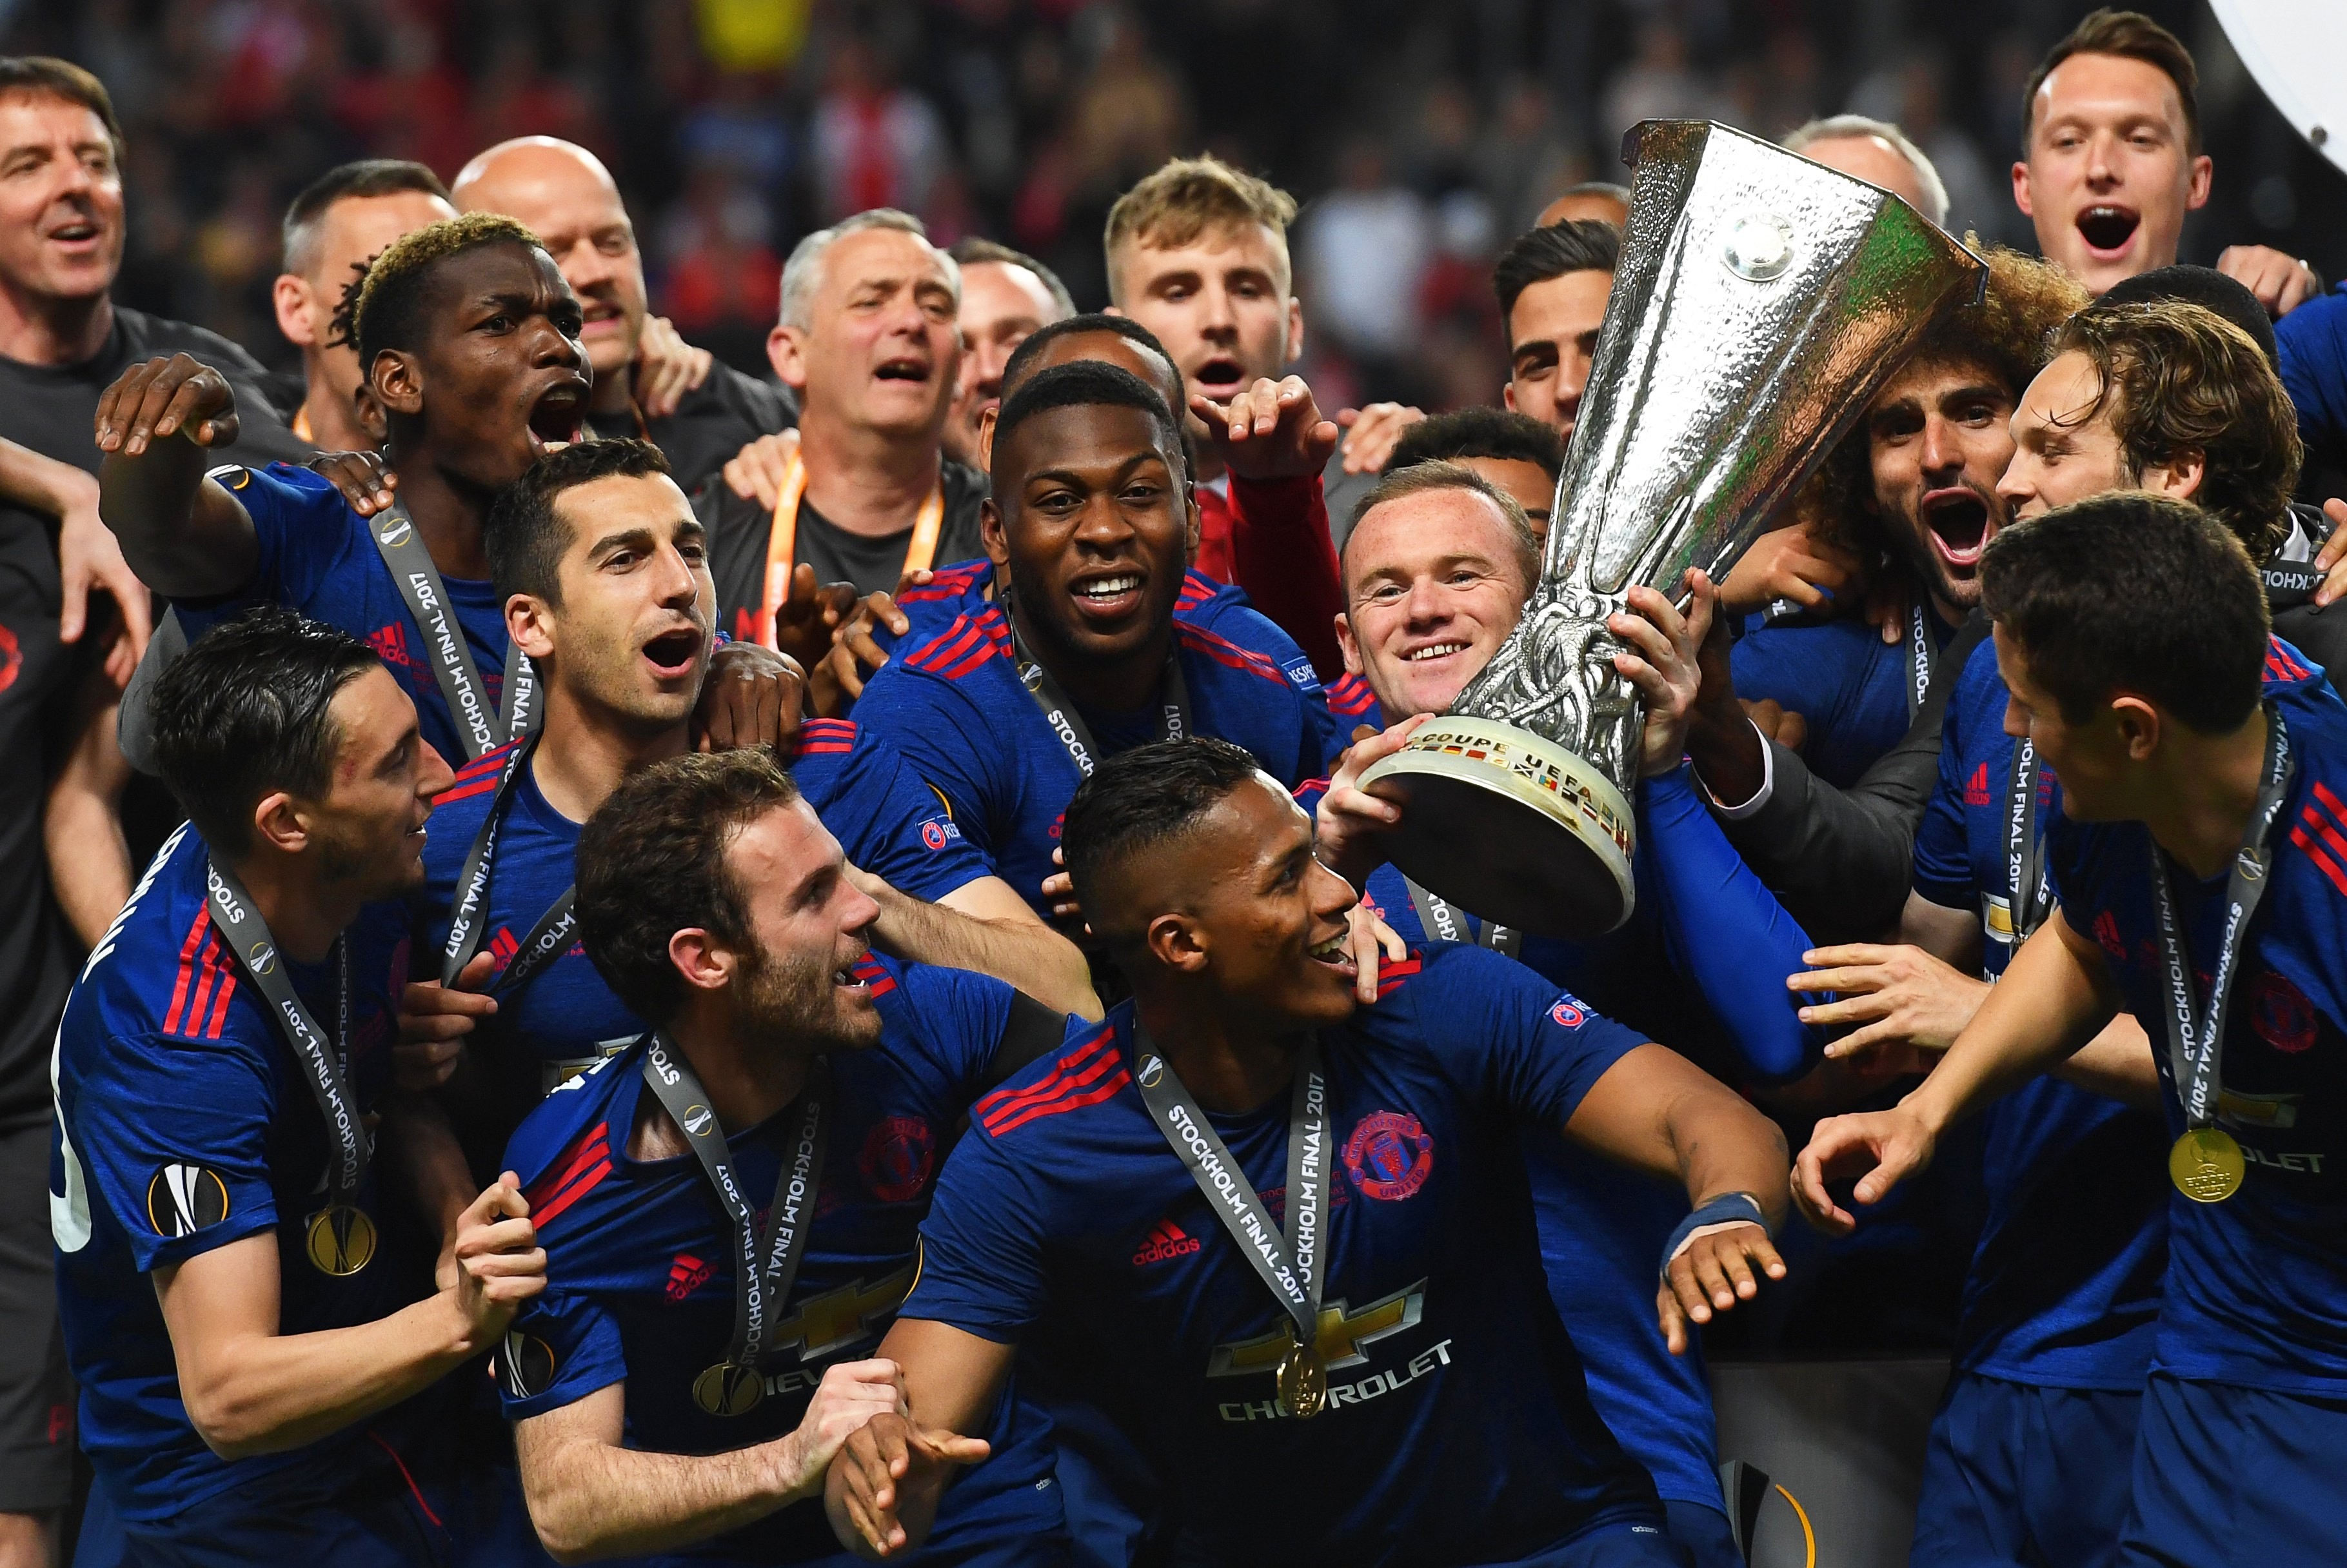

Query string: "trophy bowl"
[1357, 120, 1985, 938]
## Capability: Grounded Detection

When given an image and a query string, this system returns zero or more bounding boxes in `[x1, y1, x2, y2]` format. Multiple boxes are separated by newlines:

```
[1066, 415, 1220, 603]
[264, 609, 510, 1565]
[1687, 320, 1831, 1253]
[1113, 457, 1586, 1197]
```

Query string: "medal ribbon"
[1903, 600, 1934, 721]
[1400, 877, 1522, 958]
[2147, 704, 2293, 1132]
[755, 450, 944, 648]
[368, 504, 539, 762]
[438, 733, 577, 997]
[1004, 602, 1191, 779]
[203, 858, 364, 1207]
[2004, 738, 2051, 946]
[640, 1035, 829, 1373]
[1128, 1024, 1326, 1355]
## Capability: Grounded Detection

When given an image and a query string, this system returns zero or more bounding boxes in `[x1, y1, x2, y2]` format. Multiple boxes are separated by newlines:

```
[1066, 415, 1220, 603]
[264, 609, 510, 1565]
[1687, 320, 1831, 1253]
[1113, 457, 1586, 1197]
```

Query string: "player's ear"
[250, 790, 309, 857]
[371, 348, 424, 421]
[507, 591, 557, 664]
[1145, 910, 1208, 974]
[1334, 612, 1363, 679]
[2110, 695, 2162, 763]
[976, 405, 998, 471]
[980, 497, 1010, 568]
[766, 323, 809, 392]
[668, 928, 732, 994]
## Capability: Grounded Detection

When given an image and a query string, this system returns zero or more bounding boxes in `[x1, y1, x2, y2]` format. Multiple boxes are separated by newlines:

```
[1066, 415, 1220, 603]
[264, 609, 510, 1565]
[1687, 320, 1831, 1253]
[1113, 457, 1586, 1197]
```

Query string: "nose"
[1072, 490, 1137, 551]
[1309, 858, 1360, 922]
[2084, 131, 2117, 186]
[2001, 693, 2028, 741]
[1196, 280, 1238, 341]
[653, 539, 701, 607]
[1919, 412, 1959, 476]
[1994, 455, 2032, 511]
[562, 240, 619, 292]
[1400, 574, 1449, 627]
[416, 739, 457, 802]
[841, 878, 882, 942]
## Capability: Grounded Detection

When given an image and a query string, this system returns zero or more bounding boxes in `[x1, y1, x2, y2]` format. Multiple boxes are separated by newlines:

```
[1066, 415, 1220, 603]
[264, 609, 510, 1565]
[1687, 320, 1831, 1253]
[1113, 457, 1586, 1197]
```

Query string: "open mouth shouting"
[526, 380, 589, 457]
[2074, 204, 2141, 261]
[639, 624, 706, 684]
[45, 213, 105, 253]
[1920, 486, 1995, 571]
[1192, 355, 1247, 401]
[1305, 928, 1358, 982]
[873, 353, 932, 386]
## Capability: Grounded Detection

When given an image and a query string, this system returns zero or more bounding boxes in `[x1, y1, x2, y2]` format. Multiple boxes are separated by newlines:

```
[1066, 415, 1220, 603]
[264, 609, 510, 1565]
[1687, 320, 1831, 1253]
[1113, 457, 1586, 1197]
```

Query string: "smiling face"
[771, 226, 961, 441]
[987, 401, 1193, 671]
[2014, 52, 2209, 295]
[304, 665, 455, 896]
[453, 141, 646, 386]
[1504, 268, 1612, 441]
[1863, 357, 2017, 613]
[371, 241, 592, 490]
[0, 92, 123, 306]
[1338, 486, 1533, 719]
[946, 259, 1065, 464]
[514, 470, 713, 735]
[718, 800, 886, 1051]
[1110, 221, 1301, 428]
[1170, 773, 1363, 1027]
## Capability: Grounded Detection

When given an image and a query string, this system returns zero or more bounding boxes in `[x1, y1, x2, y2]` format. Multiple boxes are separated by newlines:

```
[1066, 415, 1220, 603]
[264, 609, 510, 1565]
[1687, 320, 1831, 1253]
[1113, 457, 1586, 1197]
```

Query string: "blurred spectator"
[1786, 115, 1950, 228]
[1301, 138, 1431, 381]
[1602, 21, 1725, 156]
[811, 35, 949, 223]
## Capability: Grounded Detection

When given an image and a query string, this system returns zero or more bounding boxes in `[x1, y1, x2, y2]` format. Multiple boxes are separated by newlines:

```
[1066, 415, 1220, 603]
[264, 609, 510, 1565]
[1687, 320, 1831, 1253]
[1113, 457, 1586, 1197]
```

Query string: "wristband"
[1658, 1191, 1770, 1282]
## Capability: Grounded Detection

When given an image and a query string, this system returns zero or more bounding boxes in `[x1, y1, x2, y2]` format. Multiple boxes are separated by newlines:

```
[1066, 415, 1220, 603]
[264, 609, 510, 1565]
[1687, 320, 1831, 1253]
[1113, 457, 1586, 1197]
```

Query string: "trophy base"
[1354, 717, 1636, 939]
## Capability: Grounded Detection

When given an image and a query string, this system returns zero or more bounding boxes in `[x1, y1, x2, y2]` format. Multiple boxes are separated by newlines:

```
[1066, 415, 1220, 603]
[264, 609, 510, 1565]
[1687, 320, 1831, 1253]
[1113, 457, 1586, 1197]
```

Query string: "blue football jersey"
[853, 571, 1343, 916]
[904, 944, 1669, 1564]
[173, 464, 511, 769]
[1730, 606, 1959, 788]
[416, 719, 991, 1117]
[2046, 639, 2347, 1397]
[51, 826, 429, 1521]
[497, 958, 1073, 1565]
[1913, 637, 2170, 1391]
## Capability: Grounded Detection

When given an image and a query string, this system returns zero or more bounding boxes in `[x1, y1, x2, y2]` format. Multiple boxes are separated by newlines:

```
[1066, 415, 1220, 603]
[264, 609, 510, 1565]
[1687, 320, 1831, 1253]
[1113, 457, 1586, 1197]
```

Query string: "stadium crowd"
[6, 5, 2347, 1567]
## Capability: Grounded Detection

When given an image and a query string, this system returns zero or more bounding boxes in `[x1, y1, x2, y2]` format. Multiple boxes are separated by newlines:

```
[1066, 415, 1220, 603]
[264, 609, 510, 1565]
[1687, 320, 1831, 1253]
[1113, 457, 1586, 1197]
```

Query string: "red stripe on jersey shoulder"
[2267, 637, 2312, 682]
[525, 1121, 613, 1225]
[900, 562, 988, 602]
[790, 718, 860, 759]
[850, 955, 898, 997]
[1176, 570, 1222, 608]
[1173, 621, 1287, 685]
[2292, 781, 2347, 898]
[1374, 951, 1426, 998]
[453, 739, 523, 784]
[1325, 672, 1380, 717]
[976, 1026, 1128, 1137]
[904, 608, 1013, 680]
[161, 908, 213, 1037]
[433, 773, 506, 808]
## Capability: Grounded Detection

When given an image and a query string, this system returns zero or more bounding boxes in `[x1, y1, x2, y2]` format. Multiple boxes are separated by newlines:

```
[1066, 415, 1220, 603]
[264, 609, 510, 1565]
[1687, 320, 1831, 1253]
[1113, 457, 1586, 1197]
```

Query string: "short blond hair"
[1104, 155, 1297, 304]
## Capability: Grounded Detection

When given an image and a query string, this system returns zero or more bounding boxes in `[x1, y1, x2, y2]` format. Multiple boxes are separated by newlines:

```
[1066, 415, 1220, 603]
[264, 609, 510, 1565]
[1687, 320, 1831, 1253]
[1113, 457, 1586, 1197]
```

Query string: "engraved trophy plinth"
[1358, 121, 1983, 938]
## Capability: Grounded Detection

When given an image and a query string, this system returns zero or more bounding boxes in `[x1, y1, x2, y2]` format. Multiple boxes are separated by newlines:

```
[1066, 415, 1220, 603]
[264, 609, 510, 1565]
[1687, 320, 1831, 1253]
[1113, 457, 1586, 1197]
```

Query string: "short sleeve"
[72, 1029, 281, 1273]
[176, 465, 353, 633]
[894, 963, 1016, 1097]
[499, 1286, 625, 1420]
[899, 1129, 1050, 1342]
[1912, 699, 1976, 911]
[1405, 945, 1645, 1128]
[822, 725, 991, 902]
[851, 670, 1010, 863]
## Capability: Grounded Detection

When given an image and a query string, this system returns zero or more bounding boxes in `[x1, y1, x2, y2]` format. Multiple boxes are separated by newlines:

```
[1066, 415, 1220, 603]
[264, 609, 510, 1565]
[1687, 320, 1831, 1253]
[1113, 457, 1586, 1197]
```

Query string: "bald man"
[453, 137, 792, 490]
[1536, 182, 1630, 230]
[1785, 115, 1948, 228]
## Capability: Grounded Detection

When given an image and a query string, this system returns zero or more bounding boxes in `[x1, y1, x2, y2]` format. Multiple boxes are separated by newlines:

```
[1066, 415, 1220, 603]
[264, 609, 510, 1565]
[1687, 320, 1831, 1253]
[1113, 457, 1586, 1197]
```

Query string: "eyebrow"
[588, 524, 660, 555]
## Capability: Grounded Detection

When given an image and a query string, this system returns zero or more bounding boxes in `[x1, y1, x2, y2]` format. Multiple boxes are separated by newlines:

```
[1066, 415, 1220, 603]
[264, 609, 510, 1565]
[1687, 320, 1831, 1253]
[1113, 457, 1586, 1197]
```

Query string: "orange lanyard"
[757, 451, 943, 648]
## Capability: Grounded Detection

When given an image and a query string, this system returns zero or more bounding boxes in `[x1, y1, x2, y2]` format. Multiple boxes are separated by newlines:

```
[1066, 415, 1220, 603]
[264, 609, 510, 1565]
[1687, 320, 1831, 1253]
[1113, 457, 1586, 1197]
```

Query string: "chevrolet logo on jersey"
[1206, 1279, 1425, 1378]
[773, 1263, 917, 1360]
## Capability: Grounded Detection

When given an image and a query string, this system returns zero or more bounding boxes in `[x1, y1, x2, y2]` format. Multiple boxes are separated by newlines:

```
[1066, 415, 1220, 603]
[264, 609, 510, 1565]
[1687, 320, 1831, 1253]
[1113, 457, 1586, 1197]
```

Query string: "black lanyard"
[203, 858, 375, 1275]
[1004, 604, 1191, 779]
[438, 735, 576, 997]
[1903, 600, 1934, 721]
[368, 504, 539, 762]
[1129, 1023, 1331, 1418]
[1400, 876, 1521, 958]
[2004, 738, 2051, 944]
[2148, 704, 2293, 1138]
[640, 1035, 830, 1416]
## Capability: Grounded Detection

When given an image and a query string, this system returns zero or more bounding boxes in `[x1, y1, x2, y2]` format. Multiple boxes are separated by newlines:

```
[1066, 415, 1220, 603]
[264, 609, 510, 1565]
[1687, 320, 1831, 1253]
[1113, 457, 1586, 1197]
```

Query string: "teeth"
[1080, 576, 1142, 598]
[1404, 642, 1467, 662]
[1308, 937, 1346, 960]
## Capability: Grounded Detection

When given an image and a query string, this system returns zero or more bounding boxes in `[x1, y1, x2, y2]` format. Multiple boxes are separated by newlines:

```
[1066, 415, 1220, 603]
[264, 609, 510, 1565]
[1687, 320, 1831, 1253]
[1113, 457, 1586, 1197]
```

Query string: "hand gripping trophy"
[1358, 121, 1985, 937]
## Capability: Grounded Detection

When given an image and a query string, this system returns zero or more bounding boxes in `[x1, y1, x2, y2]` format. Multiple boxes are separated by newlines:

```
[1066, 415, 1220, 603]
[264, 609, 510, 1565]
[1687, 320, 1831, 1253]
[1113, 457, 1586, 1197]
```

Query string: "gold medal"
[2170, 1127, 2245, 1204]
[692, 1362, 764, 1416]
[304, 1204, 377, 1276]
[1275, 1340, 1327, 1420]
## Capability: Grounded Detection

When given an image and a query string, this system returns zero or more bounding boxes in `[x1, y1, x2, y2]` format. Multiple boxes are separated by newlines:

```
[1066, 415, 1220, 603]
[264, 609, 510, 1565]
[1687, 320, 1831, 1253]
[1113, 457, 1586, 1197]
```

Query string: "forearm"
[523, 1429, 802, 1563]
[2050, 1012, 2162, 1111]
[45, 682, 132, 948]
[0, 437, 97, 519]
[97, 446, 253, 598]
[1227, 473, 1346, 680]
[178, 1290, 484, 1458]
[899, 880, 1102, 1020]
[1717, 739, 1923, 942]
[1906, 909, 2118, 1136]
[1664, 1089, 1792, 1231]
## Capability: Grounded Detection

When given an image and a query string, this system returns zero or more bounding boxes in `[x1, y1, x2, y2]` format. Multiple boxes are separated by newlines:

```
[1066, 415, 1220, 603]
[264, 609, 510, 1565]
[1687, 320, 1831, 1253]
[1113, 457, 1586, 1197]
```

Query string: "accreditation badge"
[305, 1204, 377, 1275]
[2170, 1127, 2245, 1204]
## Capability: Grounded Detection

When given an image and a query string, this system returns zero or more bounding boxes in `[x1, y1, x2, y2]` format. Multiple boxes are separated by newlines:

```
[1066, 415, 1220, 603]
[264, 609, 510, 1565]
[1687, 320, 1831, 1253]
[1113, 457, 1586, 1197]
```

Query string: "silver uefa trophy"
[1358, 121, 1983, 938]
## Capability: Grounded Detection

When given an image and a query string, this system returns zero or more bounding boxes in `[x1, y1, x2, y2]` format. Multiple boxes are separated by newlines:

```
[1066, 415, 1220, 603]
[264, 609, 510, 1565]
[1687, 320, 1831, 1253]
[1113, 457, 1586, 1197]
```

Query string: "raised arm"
[825, 1319, 1013, 1560]
[93, 354, 259, 599]
[153, 1175, 542, 1460]
[514, 1364, 903, 1564]
[864, 870, 1102, 1020]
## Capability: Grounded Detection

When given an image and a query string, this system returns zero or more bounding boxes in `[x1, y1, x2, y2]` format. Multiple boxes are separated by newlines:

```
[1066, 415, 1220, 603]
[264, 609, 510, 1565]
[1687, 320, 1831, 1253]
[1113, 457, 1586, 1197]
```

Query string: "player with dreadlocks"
[94, 212, 796, 771]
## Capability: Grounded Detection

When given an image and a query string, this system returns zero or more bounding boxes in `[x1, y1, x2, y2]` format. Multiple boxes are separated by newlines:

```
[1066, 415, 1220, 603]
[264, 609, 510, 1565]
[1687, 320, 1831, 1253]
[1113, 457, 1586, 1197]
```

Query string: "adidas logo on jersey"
[666, 1251, 712, 1301]
[367, 622, 412, 668]
[1964, 762, 1991, 808]
[1132, 1218, 1202, 1266]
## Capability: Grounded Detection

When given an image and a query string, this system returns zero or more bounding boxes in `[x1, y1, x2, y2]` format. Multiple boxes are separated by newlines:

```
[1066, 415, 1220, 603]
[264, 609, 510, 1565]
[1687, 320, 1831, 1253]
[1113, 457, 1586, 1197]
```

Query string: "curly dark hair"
[1807, 243, 2087, 561]
[2048, 299, 2302, 563]
[326, 212, 544, 373]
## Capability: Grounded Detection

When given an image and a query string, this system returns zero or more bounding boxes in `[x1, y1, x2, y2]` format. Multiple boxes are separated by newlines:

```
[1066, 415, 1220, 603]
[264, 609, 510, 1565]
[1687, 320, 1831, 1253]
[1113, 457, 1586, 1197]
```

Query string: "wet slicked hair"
[1062, 738, 1267, 948]
[1492, 220, 1621, 323]
[333, 212, 544, 373]
[148, 608, 382, 856]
